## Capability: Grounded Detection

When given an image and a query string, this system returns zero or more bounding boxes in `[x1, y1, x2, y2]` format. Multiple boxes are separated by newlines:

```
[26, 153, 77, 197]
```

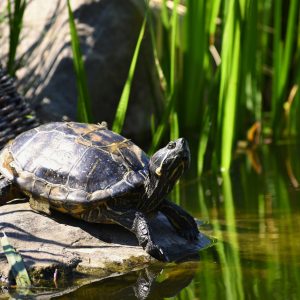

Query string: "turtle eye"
[167, 141, 176, 149]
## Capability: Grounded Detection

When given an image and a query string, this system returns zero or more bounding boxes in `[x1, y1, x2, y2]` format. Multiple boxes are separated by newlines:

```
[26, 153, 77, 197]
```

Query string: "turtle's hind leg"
[159, 200, 199, 241]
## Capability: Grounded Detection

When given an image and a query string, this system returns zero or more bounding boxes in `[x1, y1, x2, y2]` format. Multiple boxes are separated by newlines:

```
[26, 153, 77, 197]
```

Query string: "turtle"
[0, 121, 199, 260]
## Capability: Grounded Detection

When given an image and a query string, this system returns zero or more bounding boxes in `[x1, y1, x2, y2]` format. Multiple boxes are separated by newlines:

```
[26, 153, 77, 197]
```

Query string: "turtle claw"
[146, 243, 169, 262]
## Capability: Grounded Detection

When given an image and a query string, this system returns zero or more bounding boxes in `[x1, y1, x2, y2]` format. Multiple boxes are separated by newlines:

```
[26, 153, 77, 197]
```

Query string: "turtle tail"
[0, 174, 13, 205]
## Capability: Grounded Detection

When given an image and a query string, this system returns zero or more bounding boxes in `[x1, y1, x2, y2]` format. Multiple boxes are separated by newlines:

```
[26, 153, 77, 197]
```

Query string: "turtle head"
[146, 138, 190, 200]
[150, 138, 190, 179]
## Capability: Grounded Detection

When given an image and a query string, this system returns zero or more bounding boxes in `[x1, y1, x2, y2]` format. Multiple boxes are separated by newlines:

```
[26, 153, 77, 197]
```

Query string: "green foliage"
[1, 232, 31, 287]
[3, 0, 300, 174]
[150, 0, 300, 173]
[272, 0, 299, 139]
[217, 0, 244, 171]
[112, 14, 147, 133]
[67, 0, 92, 123]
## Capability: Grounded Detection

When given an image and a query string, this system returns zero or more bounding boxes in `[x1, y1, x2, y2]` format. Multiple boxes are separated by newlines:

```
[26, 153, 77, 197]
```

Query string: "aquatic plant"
[149, 0, 300, 173]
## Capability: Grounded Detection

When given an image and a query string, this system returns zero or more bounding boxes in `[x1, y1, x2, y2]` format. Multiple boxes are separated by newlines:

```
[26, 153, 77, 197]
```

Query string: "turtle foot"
[132, 212, 169, 261]
[145, 243, 169, 262]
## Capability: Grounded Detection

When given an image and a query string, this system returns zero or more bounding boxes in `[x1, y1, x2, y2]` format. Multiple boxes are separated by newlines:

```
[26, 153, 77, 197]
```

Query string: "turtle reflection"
[56, 263, 197, 300]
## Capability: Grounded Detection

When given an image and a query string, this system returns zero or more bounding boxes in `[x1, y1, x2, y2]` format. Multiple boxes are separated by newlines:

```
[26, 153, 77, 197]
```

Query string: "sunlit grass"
[112, 13, 148, 133]
[67, 0, 92, 123]
[1, 232, 31, 287]
[6, 0, 26, 76]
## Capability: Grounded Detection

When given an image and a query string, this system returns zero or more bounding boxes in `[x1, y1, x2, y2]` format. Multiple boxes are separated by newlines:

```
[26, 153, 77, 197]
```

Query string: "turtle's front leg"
[101, 208, 168, 261]
[159, 200, 199, 241]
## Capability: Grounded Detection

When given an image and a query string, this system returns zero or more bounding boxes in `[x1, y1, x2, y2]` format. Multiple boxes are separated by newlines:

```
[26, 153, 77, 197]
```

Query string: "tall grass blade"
[170, 109, 180, 204]
[208, 0, 221, 35]
[149, 94, 173, 154]
[235, 0, 262, 143]
[1, 232, 31, 287]
[160, 0, 169, 29]
[272, 0, 299, 138]
[148, 11, 168, 95]
[278, 0, 298, 101]
[67, 0, 92, 123]
[112, 15, 147, 133]
[6, 0, 26, 76]
[197, 107, 210, 175]
[149, 0, 179, 154]
[217, 0, 243, 171]
[169, 0, 179, 95]
[181, 1, 206, 129]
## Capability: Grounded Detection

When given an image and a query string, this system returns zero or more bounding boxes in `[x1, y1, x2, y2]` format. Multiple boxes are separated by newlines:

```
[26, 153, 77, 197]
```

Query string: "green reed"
[6, 0, 26, 76]
[148, 0, 178, 153]
[150, 0, 300, 173]
[271, 0, 299, 139]
[1, 232, 31, 287]
[112, 13, 147, 133]
[67, 0, 92, 123]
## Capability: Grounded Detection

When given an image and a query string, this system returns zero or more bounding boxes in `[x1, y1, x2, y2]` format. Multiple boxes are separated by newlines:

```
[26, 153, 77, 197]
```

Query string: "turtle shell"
[0, 122, 149, 207]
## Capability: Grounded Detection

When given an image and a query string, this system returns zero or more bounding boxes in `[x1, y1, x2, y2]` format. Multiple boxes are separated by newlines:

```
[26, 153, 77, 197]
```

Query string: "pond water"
[3, 144, 300, 299]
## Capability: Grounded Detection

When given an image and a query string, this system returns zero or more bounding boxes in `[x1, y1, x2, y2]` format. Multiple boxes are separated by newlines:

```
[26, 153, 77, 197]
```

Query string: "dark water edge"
[2, 143, 300, 299]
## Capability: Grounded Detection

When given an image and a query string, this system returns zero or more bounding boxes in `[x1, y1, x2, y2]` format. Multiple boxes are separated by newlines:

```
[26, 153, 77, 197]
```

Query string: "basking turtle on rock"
[0, 121, 199, 261]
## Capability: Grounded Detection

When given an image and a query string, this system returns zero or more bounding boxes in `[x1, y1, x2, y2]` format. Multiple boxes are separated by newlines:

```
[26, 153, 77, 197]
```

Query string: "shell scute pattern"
[83, 149, 124, 192]
[35, 122, 64, 132]
[14, 130, 86, 185]
[7, 122, 149, 206]
[32, 179, 49, 198]
[48, 185, 69, 201]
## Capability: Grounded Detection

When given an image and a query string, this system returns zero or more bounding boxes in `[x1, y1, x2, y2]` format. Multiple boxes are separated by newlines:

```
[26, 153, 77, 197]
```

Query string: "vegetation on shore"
[2, 0, 300, 174]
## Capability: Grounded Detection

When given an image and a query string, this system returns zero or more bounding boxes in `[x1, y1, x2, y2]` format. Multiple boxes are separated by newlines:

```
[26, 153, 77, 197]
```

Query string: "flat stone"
[0, 202, 212, 284]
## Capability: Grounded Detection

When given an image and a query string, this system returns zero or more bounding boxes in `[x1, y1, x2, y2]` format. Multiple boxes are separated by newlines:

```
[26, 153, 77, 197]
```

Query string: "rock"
[1, 0, 163, 143]
[0, 202, 212, 284]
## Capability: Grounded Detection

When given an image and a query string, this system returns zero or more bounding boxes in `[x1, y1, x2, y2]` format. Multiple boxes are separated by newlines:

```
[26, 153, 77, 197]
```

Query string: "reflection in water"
[214, 172, 244, 300]
[1, 263, 197, 299]
[55, 263, 197, 300]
